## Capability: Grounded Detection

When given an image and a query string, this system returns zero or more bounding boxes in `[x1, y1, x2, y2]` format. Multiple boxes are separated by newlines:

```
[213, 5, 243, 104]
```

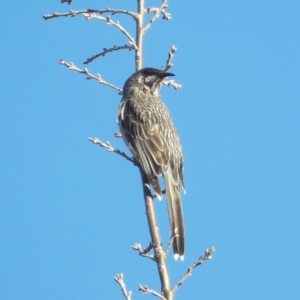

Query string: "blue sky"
[1, 1, 299, 299]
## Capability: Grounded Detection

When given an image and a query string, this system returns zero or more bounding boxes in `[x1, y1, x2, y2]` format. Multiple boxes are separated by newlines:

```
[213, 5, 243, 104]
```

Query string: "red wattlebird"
[118, 68, 185, 260]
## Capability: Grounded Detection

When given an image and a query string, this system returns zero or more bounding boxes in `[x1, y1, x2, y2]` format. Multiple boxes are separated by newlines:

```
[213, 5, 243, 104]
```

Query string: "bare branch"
[139, 170, 173, 299]
[43, 8, 137, 20]
[84, 44, 134, 64]
[132, 243, 155, 260]
[59, 59, 123, 93]
[163, 45, 177, 72]
[135, 0, 145, 70]
[144, 0, 170, 33]
[139, 285, 167, 300]
[164, 233, 179, 257]
[88, 138, 135, 164]
[163, 80, 182, 90]
[114, 273, 132, 300]
[172, 247, 216, 293]
[161, 46, 182, 91]
[105, 16, 138, 50]
[148, 7, 171, 21]
[161, 9, 171, 21]
[81, 14, 138, 50]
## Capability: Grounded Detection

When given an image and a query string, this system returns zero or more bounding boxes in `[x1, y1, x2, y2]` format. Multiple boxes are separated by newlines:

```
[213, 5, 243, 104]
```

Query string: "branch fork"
[114, 273, 132, 300]
[132, 243, 155, 260]
[139, 285, 167, 299]
[172, 247, 216, 293]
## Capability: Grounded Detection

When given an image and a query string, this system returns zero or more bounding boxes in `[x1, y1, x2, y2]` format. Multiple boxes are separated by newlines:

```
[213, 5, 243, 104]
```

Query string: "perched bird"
[117, 68, 186, 260]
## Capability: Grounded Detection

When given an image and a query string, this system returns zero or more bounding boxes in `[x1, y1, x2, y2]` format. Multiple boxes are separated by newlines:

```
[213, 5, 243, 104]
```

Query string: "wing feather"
[118, 90, 185, 258]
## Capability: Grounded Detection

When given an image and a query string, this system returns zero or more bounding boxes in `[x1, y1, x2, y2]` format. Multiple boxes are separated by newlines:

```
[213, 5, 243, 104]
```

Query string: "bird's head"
[123, 68, 175, 95]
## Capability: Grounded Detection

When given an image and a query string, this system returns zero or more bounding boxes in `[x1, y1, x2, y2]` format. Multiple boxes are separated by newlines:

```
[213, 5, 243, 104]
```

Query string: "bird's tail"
[164, 168, 185, 260]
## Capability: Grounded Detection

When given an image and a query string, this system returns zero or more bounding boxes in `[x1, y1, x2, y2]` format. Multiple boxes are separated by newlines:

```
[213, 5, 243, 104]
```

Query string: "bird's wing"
[118, 96, 185, 258]
[136, 127, 185, 258]
[118, 101, 167, 197]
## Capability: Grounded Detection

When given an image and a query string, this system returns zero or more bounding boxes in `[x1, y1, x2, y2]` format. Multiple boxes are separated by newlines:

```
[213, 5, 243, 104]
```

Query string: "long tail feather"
[164, 169, 185, 260]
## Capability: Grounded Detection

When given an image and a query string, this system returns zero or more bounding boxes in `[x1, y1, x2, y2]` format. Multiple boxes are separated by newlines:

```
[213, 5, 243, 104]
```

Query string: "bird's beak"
[161, 72, 175, 78]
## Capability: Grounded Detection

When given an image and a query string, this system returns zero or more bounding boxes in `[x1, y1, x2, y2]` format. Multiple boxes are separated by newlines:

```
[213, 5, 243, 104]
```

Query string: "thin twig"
[164, 233, 179, 256]
[43, 8, 137, 20]
[132, 243, 155, 260]
[88, 138, 135, 164]
[44, 11, 138, 50]
[144, 0, 170, 32]
[161, 46, 182, 90]
[139, 285, 167, 300]
[147, 7, 171, 21]
[172, 247, 216, 293]
[114, 273, 132, 300]
[81, 14, 138, 50]
[163, 45, 177, 72]
[161, 9, 171, 20]
[84, 44, 134, 64]
[59, 60, 123, 93]
[163, 80, 182, 90]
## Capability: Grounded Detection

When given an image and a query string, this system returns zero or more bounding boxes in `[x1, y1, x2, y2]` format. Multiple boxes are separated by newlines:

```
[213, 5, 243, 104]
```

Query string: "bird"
[117, 67, 186, 260]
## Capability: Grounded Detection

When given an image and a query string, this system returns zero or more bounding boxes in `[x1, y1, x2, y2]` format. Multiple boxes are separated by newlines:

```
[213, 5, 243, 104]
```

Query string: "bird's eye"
[144, 75, 152, 84]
